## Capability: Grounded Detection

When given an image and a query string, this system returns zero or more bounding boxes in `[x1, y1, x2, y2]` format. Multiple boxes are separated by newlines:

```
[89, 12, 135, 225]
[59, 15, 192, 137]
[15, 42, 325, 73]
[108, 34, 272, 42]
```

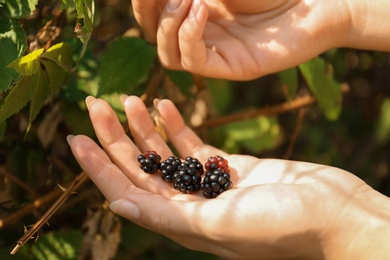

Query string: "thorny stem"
[10, 172, 89, 255]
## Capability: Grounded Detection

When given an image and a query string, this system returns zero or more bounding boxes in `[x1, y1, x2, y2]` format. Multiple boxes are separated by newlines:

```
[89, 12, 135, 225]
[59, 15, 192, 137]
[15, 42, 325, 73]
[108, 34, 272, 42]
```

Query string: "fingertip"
[85, 96, 96, 110]
[120, 94, 129, 106]
[110, 199, 141, 221]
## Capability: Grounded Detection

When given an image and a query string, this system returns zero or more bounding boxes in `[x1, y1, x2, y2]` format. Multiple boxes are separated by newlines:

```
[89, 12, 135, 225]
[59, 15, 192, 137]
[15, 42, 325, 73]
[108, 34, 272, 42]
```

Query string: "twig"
[9, 172, 89, 255]
[0, 166, 39, 199]
[283, 108, 306, 159]
[193, 84, 349, 130]
[192, 94, 315, 130]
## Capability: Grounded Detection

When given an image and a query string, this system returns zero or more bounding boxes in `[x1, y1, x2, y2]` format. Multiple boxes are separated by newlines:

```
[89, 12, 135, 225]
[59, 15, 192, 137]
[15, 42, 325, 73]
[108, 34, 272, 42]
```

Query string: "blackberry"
[172, 157, 204, 193]
[183, 156, 204, 176]
[159, 156, 182, 183]
[201, 170, 233, 198]
[137, 151, 161, 174]
[205, 155, 230, 173]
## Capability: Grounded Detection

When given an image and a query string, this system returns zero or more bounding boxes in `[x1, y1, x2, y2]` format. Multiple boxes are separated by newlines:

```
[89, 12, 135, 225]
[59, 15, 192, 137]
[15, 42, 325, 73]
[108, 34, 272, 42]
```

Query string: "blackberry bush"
[137, 151, 161, 174]
[201, 169, 233, 198]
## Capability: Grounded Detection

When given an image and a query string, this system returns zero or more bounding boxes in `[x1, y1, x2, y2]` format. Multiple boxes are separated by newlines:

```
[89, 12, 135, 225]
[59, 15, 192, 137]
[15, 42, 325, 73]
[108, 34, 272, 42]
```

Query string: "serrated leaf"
[40, 42, 73, 70]
[299, 57, 342, 120]
[2, 0, 39, 18]
[29, 68, 49, 123]
[7, 48, 44, 75]
[41, 59, 66, 96]
[165, 69, 193, 97]
[278, 67, 298, 98]
[0, 73, 38, 123]
[98, 37, 156, 95]
[0, 18, 27, 90]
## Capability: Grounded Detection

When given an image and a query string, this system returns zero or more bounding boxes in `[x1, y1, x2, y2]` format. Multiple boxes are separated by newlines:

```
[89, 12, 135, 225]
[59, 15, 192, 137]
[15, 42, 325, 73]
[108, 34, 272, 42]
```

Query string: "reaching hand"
[67, 95, 390, 259]
[132, 0, 350, 80]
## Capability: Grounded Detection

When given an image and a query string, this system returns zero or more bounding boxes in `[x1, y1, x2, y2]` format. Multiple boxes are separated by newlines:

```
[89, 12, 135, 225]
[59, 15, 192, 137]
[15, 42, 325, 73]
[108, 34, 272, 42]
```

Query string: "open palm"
[68, 95, 370, 259]
[132, 0, 347, 80]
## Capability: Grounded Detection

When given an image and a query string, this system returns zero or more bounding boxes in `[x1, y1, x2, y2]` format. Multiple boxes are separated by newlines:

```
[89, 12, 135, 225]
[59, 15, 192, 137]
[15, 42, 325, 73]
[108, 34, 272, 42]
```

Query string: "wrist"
[341, 0, 390, 51]
[324, 187, 390, 259]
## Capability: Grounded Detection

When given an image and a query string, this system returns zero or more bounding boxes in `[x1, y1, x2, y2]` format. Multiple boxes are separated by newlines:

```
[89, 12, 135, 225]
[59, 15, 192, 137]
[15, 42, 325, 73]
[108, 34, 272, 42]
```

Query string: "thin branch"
[0, 166, 39, 199]
[9, 172, 90, 255]
[192, 84, 349, 130]
[283, 108, 306, 159]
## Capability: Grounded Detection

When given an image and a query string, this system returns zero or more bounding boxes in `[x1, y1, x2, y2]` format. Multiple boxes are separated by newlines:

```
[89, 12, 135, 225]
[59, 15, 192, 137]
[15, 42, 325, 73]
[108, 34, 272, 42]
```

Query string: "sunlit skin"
[68, 96, 390, 259]
[132, 0, 390, 80]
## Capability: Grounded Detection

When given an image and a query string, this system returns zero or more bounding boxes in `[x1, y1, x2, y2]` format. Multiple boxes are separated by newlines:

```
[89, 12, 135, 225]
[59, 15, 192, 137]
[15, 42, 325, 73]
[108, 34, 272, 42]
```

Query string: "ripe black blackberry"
[137, 151, 161, 174]
[205, 155, 230, 173]
[159, 156, 181, 183]
[172, 157, 204, 193]
[201, 169, 233, 198]
[183, 156, 204, 176]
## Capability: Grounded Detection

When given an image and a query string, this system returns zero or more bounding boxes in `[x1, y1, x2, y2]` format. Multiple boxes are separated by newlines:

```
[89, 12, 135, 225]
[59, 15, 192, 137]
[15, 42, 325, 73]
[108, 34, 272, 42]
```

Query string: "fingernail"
[110, 199, 140, 221]
[153, 98, 161, 108]
[66, 134, 75, 144]
[120, 94, 128, 105]
[188, 0, 201, 19]
[167, 0, 182, 11]
[85, 96, 95, 110]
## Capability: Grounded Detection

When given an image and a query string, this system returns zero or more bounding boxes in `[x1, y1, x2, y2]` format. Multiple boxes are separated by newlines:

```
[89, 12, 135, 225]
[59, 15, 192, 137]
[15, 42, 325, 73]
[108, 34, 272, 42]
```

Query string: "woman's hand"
[132, 0, 350, 80]
[67, 95, 390, 259]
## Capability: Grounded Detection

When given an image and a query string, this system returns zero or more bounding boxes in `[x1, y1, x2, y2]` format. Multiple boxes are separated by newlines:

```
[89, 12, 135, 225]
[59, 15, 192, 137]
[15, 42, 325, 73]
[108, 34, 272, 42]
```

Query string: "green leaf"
[0, 9, 11, 33]
[29, 68, 49, 123]
[165, 69, 193, 97]
[222, 117, 281, 154]
[0, 73, 38, 123]
[40, 42, 73, 70]
[41, 59, 66, 96]
[25, 230, 82, 259]
[59, 0, 74, 10]
[207, 78, 233, 115]
[74, 0, 94, 43]
[299, 57, 342, 120]
[98, 37, 157, 95]
[0, 17, 27, 90]
[278, 67, 298, 98]
[7, 48, 44, 75]
[2, 0, 39, 18]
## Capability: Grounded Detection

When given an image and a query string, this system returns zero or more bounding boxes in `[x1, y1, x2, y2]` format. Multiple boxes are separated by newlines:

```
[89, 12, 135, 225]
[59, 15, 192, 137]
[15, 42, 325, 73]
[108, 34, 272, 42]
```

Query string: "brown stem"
[8, 172, 90, 255]
[283, 108, 306, 159]
[0, 167, 39, 199]
[193, 84, 349, 130]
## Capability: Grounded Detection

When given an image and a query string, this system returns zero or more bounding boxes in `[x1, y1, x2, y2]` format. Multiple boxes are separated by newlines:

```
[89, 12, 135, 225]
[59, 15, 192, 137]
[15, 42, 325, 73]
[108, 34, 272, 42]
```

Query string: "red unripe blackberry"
[159, 156, 181, 183]
[137, 151, 161, 174]
[172, 157, 204, 193]
[205, 155, 230, 173]
[201, 169, 233, 198]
